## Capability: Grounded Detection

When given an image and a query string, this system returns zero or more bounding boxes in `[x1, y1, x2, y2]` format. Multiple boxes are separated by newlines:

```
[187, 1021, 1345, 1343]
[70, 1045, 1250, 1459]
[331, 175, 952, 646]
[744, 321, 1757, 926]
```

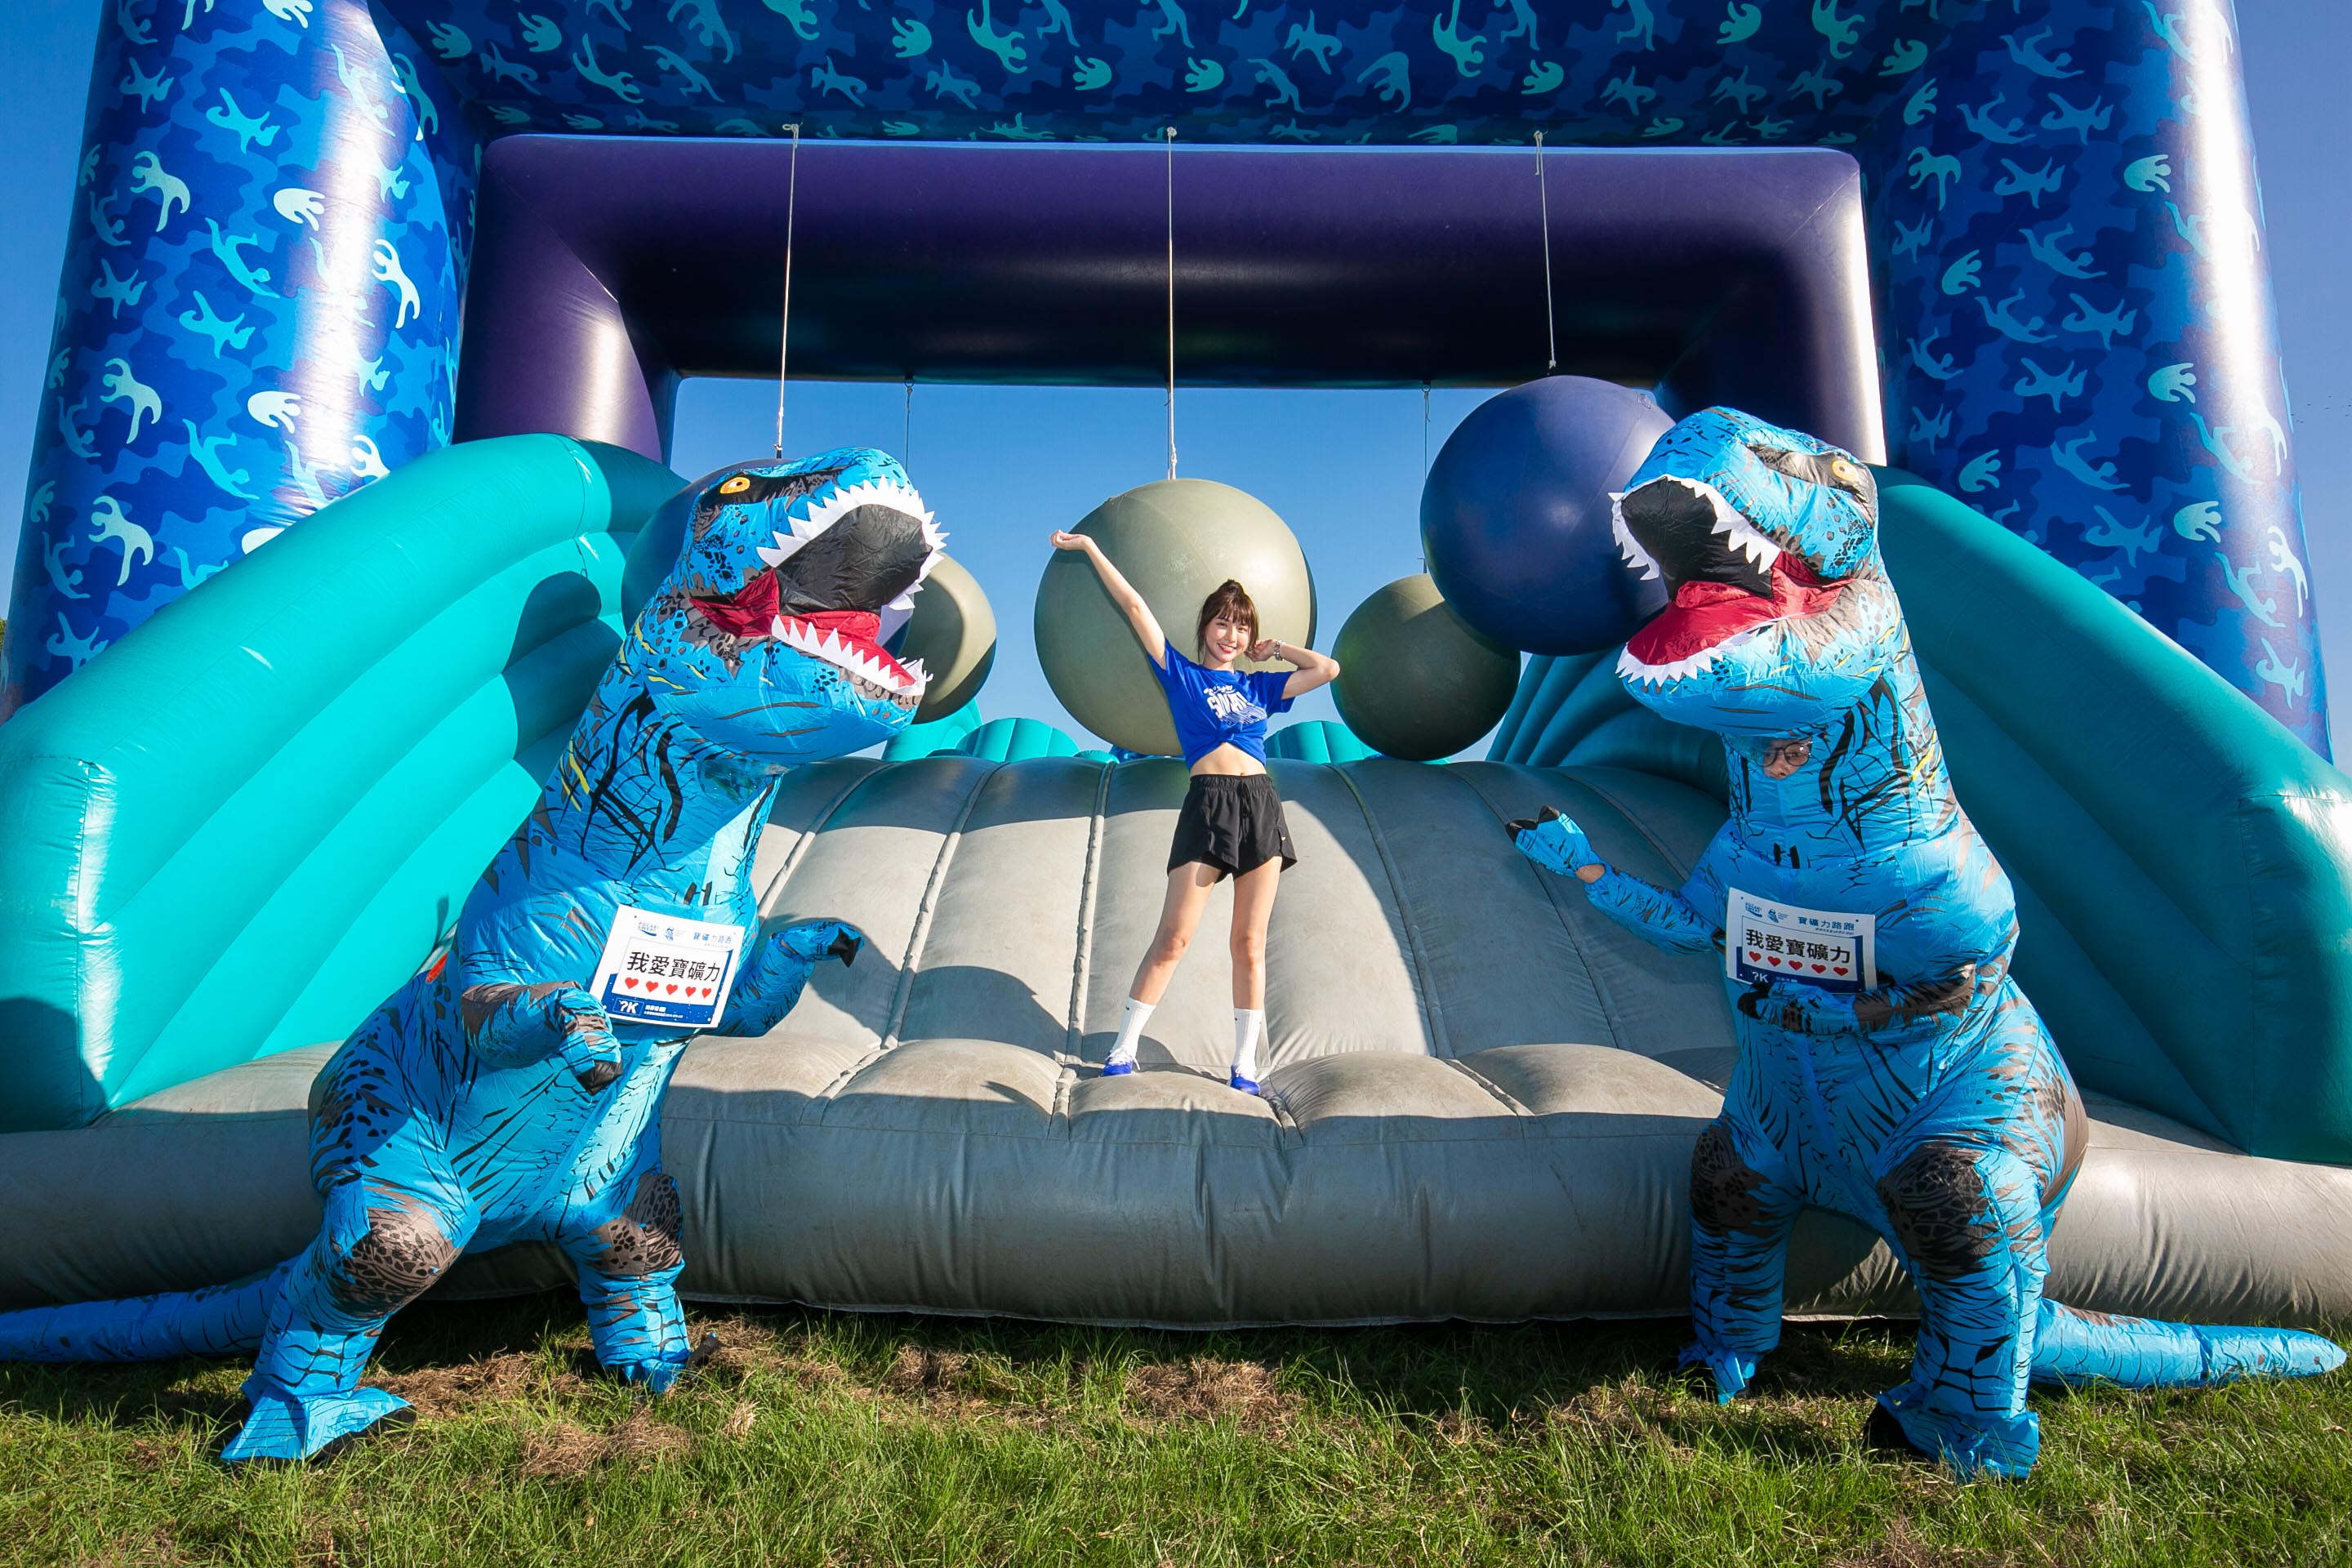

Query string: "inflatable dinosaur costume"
[1511, 408, 2343, 1479]
[0, 448, 943, 1463]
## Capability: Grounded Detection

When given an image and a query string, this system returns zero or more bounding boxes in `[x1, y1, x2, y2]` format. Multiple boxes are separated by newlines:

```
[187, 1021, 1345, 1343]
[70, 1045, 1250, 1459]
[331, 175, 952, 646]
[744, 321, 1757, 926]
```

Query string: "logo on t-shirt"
[1204, 684, 1264, 725]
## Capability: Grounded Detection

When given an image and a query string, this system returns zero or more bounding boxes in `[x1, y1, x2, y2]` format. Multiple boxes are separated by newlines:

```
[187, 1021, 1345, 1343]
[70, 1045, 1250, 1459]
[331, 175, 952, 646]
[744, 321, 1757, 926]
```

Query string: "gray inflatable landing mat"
[9, 754, 2350, 1328]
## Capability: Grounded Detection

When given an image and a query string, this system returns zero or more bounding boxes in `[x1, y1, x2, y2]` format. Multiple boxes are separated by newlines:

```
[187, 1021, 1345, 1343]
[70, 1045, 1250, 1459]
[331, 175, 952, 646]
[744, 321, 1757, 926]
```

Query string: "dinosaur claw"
[614, 1333, 719, 1396]
[575, 1058, 621, 1092]
[828, 930, 862, 966]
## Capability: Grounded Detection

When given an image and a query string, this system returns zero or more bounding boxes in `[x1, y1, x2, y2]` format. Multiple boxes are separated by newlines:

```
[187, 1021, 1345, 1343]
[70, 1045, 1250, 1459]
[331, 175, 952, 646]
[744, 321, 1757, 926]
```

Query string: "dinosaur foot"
[1675, 1340, 1759, 1404]
[219, 1388, 415, 1466]
[1865, 1388, 2038, 1481]
[1861, 1401, 1925, 1460]
[609, 1332, 719, 1396]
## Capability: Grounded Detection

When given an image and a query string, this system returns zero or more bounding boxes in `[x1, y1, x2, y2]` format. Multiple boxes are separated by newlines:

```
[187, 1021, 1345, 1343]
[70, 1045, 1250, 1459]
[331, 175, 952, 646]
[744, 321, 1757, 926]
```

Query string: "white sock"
[1232, 1009, 1264, 1082]
[1107, 997, 1155, 1067]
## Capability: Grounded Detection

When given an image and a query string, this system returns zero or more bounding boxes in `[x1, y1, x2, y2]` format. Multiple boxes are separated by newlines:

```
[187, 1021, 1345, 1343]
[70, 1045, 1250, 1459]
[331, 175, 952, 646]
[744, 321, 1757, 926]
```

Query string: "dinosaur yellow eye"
[1829, 457, 1860, 483]
[719, 474, 751, 495]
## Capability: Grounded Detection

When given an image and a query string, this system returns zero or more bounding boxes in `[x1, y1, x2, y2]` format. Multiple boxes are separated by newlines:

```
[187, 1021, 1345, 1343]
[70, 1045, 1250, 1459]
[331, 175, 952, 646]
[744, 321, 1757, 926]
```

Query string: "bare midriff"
[1189, 742, 1267, 779]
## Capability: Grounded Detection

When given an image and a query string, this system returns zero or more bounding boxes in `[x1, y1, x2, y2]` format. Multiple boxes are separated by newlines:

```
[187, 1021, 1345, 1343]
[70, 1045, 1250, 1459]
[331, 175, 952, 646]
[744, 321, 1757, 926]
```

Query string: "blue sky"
[4, 2, 2347, 751]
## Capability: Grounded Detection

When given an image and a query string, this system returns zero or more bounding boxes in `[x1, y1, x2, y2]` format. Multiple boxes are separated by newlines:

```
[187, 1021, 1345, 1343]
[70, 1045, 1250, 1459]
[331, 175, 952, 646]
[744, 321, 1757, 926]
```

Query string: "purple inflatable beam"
[455, 138, 1882, 467]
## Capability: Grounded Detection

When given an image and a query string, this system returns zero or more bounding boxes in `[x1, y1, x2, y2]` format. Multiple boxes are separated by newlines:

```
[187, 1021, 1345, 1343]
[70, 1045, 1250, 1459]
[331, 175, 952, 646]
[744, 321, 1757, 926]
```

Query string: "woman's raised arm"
[1250, 637, 1340, 700]
[1049, 530, 1167, 667]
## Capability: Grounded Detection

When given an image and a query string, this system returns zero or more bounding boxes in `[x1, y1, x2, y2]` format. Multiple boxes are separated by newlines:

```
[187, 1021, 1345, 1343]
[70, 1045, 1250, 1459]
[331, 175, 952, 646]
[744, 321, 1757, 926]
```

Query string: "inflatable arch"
[4, 1, 2325, 752]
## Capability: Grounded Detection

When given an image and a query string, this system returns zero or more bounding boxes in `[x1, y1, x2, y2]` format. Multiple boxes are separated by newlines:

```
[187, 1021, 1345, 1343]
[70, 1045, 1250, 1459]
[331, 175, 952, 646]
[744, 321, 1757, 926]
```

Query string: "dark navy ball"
[1421, 378, 1674, 656]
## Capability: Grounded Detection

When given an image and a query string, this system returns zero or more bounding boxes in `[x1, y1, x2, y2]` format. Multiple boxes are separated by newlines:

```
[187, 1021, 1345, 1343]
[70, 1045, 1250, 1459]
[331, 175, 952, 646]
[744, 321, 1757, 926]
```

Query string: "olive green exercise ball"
[893, 553, 996, 723]
[1331, 575, 1521, 761]
[1036, 479, 1316, 755]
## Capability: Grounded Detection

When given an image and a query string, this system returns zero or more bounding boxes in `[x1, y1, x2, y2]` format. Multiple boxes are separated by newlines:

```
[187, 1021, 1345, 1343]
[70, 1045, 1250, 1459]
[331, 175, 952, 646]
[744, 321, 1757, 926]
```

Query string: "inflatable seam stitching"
[1442, 1058, 1534, 1120]
[2230, 795, 2284, 1158]
[77, 443, 601, 924]
[813, 762, 995, 1115]
[242, 669, 602, 1075]
[1450, 765, 1625, 1051]
[756, 763, 885, 909]
[82, 453, 616, 1114]
[684, 1111, 1633, 1148]
[106, 623, 617, 1103]
[1560, 767, 1690, 878]
[1063, 760, 1116, 1062]
[1323, 765, 1449, 1060]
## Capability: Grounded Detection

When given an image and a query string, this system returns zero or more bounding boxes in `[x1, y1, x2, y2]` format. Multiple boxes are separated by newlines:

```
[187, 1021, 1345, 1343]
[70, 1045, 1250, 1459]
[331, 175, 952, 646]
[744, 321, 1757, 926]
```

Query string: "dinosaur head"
[636, 448, 944, 764]
[1608, 408, 1900, 738]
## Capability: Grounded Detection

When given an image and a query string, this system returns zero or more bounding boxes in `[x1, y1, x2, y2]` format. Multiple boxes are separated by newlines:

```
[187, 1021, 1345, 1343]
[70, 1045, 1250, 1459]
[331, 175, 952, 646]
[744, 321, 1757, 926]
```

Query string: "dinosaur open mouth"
[690, 579, 929, 701]
[1611, 475, 1844, 686]
[769, 609, 927, 701]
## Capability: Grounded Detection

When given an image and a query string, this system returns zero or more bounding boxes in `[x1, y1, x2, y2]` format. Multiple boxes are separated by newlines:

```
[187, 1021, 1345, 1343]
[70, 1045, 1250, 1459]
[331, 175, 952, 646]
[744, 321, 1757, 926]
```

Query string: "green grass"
[2, 1296, 2348, 1567]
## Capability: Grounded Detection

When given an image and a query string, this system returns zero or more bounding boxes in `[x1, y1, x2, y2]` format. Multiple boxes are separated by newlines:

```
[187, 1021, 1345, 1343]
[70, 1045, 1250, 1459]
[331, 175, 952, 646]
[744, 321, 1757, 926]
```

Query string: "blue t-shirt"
[1153, 644, 1295, 765]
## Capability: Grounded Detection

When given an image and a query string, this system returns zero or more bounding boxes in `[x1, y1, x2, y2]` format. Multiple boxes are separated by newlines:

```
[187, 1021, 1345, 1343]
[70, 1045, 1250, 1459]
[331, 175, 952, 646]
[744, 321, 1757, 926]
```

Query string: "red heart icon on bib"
[622, 977, 639, 989]
[666, 983, 679, 995]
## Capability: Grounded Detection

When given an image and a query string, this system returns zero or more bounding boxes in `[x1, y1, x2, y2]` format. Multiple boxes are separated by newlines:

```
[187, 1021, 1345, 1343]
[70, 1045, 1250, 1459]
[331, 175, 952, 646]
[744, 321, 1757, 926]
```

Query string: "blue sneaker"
[1229, 1072, 1259, 1095]
[1102, 1060, 1135, 1076]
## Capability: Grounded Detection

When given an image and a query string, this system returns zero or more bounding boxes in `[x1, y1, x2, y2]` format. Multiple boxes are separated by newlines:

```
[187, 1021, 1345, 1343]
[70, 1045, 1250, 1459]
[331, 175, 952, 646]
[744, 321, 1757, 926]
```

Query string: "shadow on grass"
[0, 1356, 247, 1440]
[0, 1284, 1927, 1463]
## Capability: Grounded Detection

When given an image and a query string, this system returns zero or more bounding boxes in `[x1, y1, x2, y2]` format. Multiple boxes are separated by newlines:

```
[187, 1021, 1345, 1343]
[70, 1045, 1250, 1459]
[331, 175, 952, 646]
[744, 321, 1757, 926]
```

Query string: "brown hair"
[1195, 580, 1259, 657]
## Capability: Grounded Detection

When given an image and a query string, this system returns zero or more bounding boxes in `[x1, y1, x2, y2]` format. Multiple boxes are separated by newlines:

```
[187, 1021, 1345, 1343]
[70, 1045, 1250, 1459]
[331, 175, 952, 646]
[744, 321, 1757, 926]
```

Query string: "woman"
[1049, 529, 1340, 1094]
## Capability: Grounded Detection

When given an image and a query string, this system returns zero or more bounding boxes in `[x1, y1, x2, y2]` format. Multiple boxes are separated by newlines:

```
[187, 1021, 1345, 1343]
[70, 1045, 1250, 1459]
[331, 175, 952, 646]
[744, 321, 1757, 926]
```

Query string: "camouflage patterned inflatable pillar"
[1869, 1, 2323, 751]
[2, 0, 473, 719]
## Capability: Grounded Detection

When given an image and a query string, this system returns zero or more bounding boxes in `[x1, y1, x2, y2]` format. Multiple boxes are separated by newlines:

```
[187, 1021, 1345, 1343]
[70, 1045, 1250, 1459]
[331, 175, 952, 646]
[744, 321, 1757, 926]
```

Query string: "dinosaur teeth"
[768, 613, 929, 697]
[1620, 475, 1783, 583]
[770, 474, 951, 602]
[756, 531, 808, 568]
[1710, 508, 1782, 573]
[1666, 475, 1784, 577]
[1609, 492, 1663, 582]
[1615, 639, 1733, 690]
[790, 476, 934, 541]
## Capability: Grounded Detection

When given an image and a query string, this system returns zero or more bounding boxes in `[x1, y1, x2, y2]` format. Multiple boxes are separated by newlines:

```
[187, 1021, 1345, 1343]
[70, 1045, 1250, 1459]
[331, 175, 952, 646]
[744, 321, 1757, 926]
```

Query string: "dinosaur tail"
[2032, 1300, 2345, 1389]
[0, 1272, 276, 1364]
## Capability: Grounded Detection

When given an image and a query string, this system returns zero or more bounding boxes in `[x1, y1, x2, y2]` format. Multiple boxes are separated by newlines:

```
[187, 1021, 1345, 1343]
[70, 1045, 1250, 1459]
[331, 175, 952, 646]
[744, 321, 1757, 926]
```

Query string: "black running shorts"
[1168, 773, 1298, 880]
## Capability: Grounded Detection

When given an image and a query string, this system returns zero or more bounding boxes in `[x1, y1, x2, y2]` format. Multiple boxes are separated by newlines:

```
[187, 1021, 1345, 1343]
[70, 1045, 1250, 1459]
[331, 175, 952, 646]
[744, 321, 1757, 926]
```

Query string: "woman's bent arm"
[1050, 530, 1167, 666]
[1253, 637, 1341, 700]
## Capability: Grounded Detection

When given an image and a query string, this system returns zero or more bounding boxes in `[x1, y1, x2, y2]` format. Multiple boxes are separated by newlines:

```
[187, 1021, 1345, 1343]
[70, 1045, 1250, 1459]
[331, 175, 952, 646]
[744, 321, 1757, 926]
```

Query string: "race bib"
[590, 903, 745, 1030]
[1726, 888, 1873, 994]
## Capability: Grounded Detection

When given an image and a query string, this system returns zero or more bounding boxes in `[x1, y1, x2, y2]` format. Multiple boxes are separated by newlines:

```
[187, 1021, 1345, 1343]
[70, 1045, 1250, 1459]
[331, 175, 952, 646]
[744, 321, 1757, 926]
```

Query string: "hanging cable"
[1164, 124, 1178, 482]
[902, 376, 914, 467]
[773, 122, 803, 458]
[1534, 129, 1557, 375]
[1419, 381, 1433, 572]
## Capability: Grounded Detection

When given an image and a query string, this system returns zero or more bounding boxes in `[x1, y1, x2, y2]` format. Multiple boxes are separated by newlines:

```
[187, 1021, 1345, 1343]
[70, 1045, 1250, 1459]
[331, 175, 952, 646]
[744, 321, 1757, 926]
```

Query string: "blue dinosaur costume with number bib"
[0, 448, 944, 1463]
[1510, 408, 2342, 1480]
